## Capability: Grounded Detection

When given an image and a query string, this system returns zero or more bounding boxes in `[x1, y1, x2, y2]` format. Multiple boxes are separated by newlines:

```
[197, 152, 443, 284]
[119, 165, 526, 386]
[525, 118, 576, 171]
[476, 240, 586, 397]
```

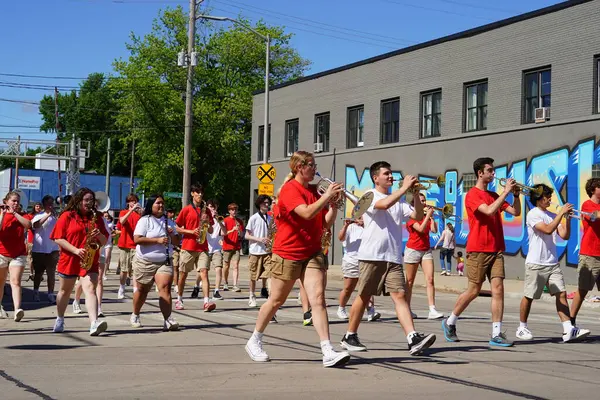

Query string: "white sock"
[429, 305, 436, 312]
[492, 322, 502, 337]
[345, 331, 356, 338]
[338, 305, 345, 311]
[204, 297, 209, 304]
[406, 331, 418, 342]
[320, 340, 333, 353]
[562, 320, 573, 333]
[252, 329, 263, 341]
[214, 289, 219, 294]
[447, 313, 458, 325]
[120, 284, 125, 290]
[133, 287, 138, 294]
[519, 321, 527, 329]
[56, 316, 64, 323]
[73, 300, 79, 305]
[177, 295, 182, 302]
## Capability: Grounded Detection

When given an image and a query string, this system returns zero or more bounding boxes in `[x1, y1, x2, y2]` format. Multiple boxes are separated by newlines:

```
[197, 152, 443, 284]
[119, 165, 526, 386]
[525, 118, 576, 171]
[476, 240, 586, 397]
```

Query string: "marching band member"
[50, 188, 109, 336]
[222, 203, 244, 292]
[26, 202, 42, 281]
[516, 184, 590, 342]
[340, 162, 436, 355]
[244, 195, 272, 307]
[31, 195, 59, 304]
[442, 157, 521, 347]
[130, 194, 180, 330]
[404, 194, 444, 320]
[245, 150, 350, 368]
[206, 200, 226, 300]
[175, 184, 216, 312]
[117, 194, 142, 299]
[166, 208, 179, 291]
[0, 191, 32, 321]
[570, 177, 600, 325]
[103, 211, 115, 275]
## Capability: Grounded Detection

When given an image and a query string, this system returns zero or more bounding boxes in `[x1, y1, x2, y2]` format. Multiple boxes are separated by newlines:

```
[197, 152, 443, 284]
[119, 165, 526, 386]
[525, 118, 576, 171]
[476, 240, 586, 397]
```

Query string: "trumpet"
[550, 203, 598, 222]
[495, 178, 542, 196]
[427, 204, 463, 222]
[315, 172, 374, 219]
[398, 175, 445, 193]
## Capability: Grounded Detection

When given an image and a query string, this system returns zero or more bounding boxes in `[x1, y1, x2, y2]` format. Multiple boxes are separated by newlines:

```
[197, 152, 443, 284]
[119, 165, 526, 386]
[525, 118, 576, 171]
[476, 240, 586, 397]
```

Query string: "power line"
[0, 72, 88, 80]
[431, 0, 519, 14]
[375, 0, 495, 21]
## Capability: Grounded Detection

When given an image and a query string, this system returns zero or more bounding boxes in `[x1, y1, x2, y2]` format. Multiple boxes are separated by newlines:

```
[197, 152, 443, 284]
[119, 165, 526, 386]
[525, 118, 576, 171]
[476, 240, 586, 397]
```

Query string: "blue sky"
[0, 0, 561, 142]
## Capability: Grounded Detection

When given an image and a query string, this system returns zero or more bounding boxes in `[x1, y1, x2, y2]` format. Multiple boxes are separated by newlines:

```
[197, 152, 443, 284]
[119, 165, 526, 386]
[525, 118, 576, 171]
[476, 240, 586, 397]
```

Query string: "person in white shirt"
[340, 161, 436, 355]
[517, 183, 590, 343]
[434, 223, 455, 275]
[31, 195, 59, 304]
[244, 195, 272, 307]
[103, 212, 115, 275]
[130, 194, 180, 331]
[206, 199, 226, 300]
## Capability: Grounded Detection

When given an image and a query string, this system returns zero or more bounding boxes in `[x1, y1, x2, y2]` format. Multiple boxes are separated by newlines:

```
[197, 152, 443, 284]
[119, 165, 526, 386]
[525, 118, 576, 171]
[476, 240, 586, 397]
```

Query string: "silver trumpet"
[315, 172, 374, 219]
[569, 209, 597, 222]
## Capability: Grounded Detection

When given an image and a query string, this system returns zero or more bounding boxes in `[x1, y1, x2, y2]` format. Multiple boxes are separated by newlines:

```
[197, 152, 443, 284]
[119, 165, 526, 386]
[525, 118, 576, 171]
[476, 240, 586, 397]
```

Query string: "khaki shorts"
[249, 254, 270, 281]
[223, 249, 241, 264]
[209, 251, 223, 268]
[179, 250, 210, 273]
[172, 249, 180, 270]
[577, 254, 600, 291]
[119, 248, 135, 274]
[0, 254, 27, 268]
[32, 251, 59, 273]
[356, 261, 406, 297]
[466, 252, 505, 284]
[267, 252, 327, 281]
[404, 247, 434, 264]
[524, 263, 566, 299]
[341, 260, 359, 279]
[133, 256, 173, 286]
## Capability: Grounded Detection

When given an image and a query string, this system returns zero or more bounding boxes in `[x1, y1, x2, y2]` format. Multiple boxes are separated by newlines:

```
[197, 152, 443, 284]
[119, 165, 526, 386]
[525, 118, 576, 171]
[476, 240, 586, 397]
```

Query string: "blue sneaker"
[441, 318, 459, 342]
[489, 332, 514, 347]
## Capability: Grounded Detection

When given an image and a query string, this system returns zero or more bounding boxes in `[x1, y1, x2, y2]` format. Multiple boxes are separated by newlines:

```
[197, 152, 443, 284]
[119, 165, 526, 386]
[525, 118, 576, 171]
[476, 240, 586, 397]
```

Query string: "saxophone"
[266, 216, 277, 253]
[82, 210, 100, 271]
[197, 201, 209, 244]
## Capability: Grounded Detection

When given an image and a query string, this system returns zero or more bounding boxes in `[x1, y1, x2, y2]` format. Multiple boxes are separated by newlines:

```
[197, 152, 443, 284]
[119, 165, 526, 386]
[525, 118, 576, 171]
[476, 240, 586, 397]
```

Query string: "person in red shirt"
[245, 150, 350, 368]
[442, 157, 521, 347]
[570, 178, 600, 325]
[116, 193, 142, 300]
[0, 191, 32, 322]
[174, 183, 216, 312]
[222, 203, 244, 292]
[50, 188, 109, 336]
[404, 194, 443, 320]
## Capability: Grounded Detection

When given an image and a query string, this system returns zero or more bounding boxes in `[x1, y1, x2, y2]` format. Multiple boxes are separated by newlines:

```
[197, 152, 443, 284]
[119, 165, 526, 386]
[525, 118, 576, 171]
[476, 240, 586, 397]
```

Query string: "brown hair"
[125, 193, 139, 203]
[3, 191, 20, 203]
[585, 178, 600, 198]
[228, 203, 238, 210]
[65, 188, 96, 217]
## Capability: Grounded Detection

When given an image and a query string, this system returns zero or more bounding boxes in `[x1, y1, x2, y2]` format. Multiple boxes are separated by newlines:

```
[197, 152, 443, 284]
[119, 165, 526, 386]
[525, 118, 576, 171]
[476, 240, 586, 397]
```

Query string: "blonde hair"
[278, 150, 314, 194]
[4, 191, 20, 202]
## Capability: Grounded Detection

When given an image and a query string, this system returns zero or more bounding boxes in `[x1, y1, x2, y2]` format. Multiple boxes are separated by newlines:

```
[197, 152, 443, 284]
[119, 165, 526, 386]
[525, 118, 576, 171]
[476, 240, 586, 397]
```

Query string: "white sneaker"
[117, 287, 125, 300]
[248, 296, 257, 308]
[90, 320, 108, 336]
[516, 326, 534, 340]
[428, 309, 444, 320]
[47, 293, 56, 304]
[233, 286, 241, 293]
[322, 348, 351, 368]
[164, 316, 180, 331]
[337, 307, 349, 320]
[72, 301, 82, 314]
[14, 308, 24, 322]
[367, 309, 381, 322]
[245, 336, 270, 362]
[130, 314, 142, 328]
[53, 318, 65, 333]
[0, 305, 8, 318]
[563, 326, 591, 343]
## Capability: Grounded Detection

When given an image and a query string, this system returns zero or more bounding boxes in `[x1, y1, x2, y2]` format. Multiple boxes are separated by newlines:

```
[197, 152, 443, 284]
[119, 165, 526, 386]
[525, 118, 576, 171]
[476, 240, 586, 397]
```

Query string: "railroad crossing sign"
[258, 183, 274, 196]
[256, 163, 276, 183]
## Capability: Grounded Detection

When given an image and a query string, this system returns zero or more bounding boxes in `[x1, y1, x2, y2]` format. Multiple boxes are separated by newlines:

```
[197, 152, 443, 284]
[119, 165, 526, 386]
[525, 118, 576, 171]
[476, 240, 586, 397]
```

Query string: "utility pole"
[14, 136, 20, 189]
[129, 138, 135, 193]
[105, 137, 111, 195]
[263, 34, 270, 163]
[67, 134, 77, 195]
[54, 87, 62, 201]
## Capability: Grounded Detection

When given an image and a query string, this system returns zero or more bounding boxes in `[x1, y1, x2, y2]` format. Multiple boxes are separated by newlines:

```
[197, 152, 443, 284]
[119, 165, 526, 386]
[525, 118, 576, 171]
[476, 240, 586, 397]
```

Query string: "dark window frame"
[522, 66, 552, 124]
[314, 112, 330, 152]
[420, 89, 442, 139]
[463, 80, 488, 133]
[594, 55, 600, 115]
[380, 97, 400, 144]
[346, 105, 365, 149]
[257, 124, 271, 162]
[284, 119, 299, 157]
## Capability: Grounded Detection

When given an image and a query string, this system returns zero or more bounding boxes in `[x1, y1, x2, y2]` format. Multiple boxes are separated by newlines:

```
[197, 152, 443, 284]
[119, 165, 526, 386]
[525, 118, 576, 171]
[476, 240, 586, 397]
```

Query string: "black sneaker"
[340, 333, 367, 352]
[213, 291, 223, 300]
[191, 286, 200, 299]
[302, 311, 313, 326]
[408, 333, 436, 355]
[270, 314, 278, 324]
[116, 266, 121, 275]
[260, 287, 269, 299]
[125, 277, 131, 286]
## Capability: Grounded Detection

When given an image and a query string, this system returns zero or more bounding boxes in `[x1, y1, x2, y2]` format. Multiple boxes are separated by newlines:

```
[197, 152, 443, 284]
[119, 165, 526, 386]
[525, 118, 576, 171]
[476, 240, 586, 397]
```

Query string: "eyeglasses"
[304, 162, 317, 169]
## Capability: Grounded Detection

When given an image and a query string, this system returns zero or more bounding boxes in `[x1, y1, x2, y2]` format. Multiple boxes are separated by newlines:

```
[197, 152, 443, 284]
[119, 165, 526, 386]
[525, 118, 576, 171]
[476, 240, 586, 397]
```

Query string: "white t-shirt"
[526, 207, 558, 265]
[440, 229, 455, 249]
[207, 220, 222, 254]
[342, 223, 363, 265]
[31, 212, 59, 253]
[134, 215, 177, 263]
[104, 221, 114, 248]
[357, 189, 413, 264]
[246, 212, 270, 256]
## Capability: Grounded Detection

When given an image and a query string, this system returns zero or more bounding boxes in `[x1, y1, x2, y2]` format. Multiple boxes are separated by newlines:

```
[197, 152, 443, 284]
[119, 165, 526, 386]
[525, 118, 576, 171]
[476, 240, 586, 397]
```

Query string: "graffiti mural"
[344, 138, 600, 266]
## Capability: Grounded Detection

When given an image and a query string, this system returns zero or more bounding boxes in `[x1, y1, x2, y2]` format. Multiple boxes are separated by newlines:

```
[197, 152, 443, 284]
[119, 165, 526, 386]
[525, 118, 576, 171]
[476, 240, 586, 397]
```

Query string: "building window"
[347, 106, 364, 149]
[421, 90, 441, 138]
[523, 68, 551, 124]
[314, 113, 330, 153]
[593, 164, 600, 178]
[595, 56, 600, 114]
[380, 98, 400, 144]
[285, 119, 299, 157]
[257, 124, 271, 162]
[462, 173, 477, 191]
[464, 81, 488, 132]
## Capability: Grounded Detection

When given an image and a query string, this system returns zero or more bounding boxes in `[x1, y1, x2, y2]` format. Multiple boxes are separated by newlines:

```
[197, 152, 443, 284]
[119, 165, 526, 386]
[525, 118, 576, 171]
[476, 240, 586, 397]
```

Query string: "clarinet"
[164, 215, 171, 266]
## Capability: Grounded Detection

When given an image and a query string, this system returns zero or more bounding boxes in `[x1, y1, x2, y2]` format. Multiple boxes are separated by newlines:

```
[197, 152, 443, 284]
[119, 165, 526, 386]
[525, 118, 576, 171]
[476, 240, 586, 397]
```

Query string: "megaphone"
[13, 188, 29, 212]
[94, 191, 111, 212]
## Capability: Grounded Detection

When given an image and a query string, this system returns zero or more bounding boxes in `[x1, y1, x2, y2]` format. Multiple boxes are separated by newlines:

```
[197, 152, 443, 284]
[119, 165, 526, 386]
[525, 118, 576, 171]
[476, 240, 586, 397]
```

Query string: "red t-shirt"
[406, 218, 432, 251]
[175, 204, 214, 252]
[50, 211, 110, 276]
[117, 209, 140, 249]
[26, 213, 35, 244]
[465, 187, 509, 253]
[222, 216, 244, 251]
[0, 213, 27, 258]
[580, 199, 600, 256]
[272, 179, 326, 260]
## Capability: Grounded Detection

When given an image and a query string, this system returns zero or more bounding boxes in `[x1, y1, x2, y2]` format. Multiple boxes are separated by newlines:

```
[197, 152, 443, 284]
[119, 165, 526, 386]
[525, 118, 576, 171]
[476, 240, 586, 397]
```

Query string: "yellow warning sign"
[256, 163, 276, 183]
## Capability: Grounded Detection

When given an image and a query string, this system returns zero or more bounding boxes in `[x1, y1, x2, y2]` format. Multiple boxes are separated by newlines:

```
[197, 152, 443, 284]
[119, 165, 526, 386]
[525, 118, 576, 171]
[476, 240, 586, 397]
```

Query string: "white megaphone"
[13, 188, 29, 212]
[94, 191, 111, 212]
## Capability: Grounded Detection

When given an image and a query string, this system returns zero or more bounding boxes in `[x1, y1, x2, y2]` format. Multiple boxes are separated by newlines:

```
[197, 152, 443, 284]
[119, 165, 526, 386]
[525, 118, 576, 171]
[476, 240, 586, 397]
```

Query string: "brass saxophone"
[197, 201, 209, 244]
[266, 216, 277, 253]
[82, 210, 100, 271]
